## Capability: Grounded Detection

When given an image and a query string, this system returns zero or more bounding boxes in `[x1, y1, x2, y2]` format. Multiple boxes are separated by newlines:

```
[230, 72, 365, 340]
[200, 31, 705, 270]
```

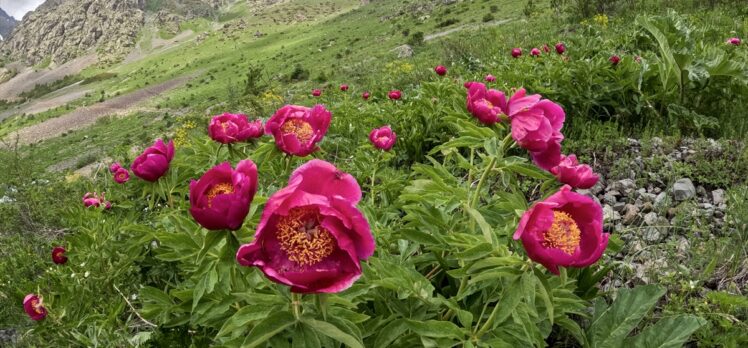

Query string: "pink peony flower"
[52, 246, 68, 265]
[265, 105, 331, 157]
[82, 192, 103, 208]
[484, 74, 496, 82]
[113, 168, 130, 184]
[466, 82, 507, 125]
[208, 113, 264, 144]
[190, 160, 258, 231]
[369, 125, 397, 151]
[109, 162, 121, 174]
[131, 139, 174, 182]
[727, 37, 741, 46]
[531, 48, 541, 56]
[550, 155, 599, 189]
[434, 65, 447, 76]
[236, 159, 374, 293]
[507, 88, 565, 170]
[340, 84, 349, 92]
[609, 55, 621, 65]
[388, 90, 402, 100]
[555, 42, 566, 55]
[463, 81, 474, 89]
[543, 44, 551, 53]
[362, 92, 370, 100]
[23, 294, 47, 321]
[514, 185, 609, 274]
[511, 48, 522, 58]
[312, 89, 322, 97]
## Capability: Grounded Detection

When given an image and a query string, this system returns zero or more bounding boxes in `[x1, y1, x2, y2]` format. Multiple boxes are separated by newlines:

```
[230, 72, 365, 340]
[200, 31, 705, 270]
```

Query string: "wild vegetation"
[1, 0, 747, 347]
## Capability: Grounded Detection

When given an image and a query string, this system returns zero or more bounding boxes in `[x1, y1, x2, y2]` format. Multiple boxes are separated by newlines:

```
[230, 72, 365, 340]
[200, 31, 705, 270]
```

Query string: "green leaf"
[403, 319, 465, 339]
[624, 315, 706, 348]
[301, 318, 364, 348]
[373, 319, 408, 348]
[242, 311, 296, 348]
[216, 305, 278, 338]
[587, 285, 667, 348]
[465, 207, 494, 244]
[533, 268, 554, 326]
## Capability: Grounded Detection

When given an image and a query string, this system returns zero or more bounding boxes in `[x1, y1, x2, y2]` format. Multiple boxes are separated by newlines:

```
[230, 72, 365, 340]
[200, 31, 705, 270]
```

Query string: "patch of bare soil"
[0, 83, 92, 121]
[8, 74, 193, 145]
[123, 30, 194, 64]
[0, 55, 98, 101]
[424, 18, 514, 41]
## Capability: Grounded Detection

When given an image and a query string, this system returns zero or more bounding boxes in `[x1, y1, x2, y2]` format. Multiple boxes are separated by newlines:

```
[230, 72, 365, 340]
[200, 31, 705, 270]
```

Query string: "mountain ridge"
[0, 7, 18, 40]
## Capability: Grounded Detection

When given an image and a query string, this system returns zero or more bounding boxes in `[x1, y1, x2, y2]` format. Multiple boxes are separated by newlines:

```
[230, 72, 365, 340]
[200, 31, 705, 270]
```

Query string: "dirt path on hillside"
[424, 18, 514, 41]
[123, 30, 194, 64]
[0, 83, 92, 121]
[7, 74, 193, 145]
[0, 55, 97, 101]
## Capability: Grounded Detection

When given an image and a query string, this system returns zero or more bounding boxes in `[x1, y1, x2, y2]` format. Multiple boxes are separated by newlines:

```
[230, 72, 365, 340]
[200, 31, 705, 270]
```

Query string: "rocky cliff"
[0, 7, 18, 40]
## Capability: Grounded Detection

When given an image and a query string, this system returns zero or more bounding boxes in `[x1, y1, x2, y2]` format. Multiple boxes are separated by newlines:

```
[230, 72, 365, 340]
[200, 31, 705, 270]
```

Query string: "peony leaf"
[587, 284, 666, 348]
[301, 318, 364, 348]
[624, 315, 706, 348]
[242, 311, 296, 348]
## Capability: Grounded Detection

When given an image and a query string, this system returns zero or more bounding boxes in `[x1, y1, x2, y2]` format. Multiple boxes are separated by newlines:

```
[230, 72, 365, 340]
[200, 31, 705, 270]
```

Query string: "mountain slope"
[0, 7, 18, 39]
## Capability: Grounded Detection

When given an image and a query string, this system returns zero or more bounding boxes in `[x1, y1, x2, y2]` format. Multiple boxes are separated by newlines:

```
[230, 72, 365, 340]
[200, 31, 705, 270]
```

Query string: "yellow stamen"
[276, 207, 336, 267]
[30, 299, 44, 314]
[280, 119, 314, 144]
[206, 182, 234, 207]
[542, 211, 581, 255]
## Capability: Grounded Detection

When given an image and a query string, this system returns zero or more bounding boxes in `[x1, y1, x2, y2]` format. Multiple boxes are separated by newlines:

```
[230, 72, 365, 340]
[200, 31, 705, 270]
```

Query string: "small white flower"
[84, 271, 90, 278]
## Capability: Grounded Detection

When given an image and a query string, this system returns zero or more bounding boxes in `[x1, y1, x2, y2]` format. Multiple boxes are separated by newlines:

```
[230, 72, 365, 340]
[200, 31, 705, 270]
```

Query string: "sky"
[1, 0, 45, 19]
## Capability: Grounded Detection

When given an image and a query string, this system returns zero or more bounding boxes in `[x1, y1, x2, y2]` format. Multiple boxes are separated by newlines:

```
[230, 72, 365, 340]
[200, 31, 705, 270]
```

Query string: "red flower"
[511, 48, 522, 58]
[550, 155, 599, 189]
[555, 42, 566, 55]
[208, 113, 264, 144]
[543, 44, 551, 53]
[514, 185, 608, 274]
[109, 162, 121, 173]
[340, 84, 349, 92]
[507, 88, 565, 170]
[82, 192, 103, 208]
[727, 37, 741, 46]
[113, 168, 130, 184]
[369, 125, 397, 151]
[434, 65, 447, 76]
[265, 105, 331, 157]
[312, 89, 322, 97]
[190, 160, 258, 231]
[131, 139, 174, 182]
[236, 160, 374, 293]
[484, 74, 496, 82]
[388, 90, 402, 100]
[530, 48, 541, 57]
[362, 91, 370, 100]
[609, 55, 621, 65]
[463, 81, 474, 89]
[23, 294, 47, 321]
[52, 246, 68, 265]
[466, 82, 507, 125]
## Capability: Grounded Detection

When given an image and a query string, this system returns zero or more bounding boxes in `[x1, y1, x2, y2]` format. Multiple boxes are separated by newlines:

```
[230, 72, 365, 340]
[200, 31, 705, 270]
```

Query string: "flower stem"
[291, 293, 302, 319]
[370, 151, 382, 205]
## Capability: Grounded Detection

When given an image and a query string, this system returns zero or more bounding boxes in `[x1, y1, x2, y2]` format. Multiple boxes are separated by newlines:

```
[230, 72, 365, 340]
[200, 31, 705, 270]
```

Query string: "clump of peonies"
[514, 185, 609, 274]
[189, 160, 258, 231]
[609, 55, 621, 65]
[52, 246, 68, 265]
[466, 82, 507, 125]
[388, 90, 402, 100]
[23, 294, 47, 321]
[484, 74, 496, 82]
[208, 113, 264, 144]
[727, 37, 741, 46]
[434, 65, 447, 76]
[531, 48, 541, 56]
[237, 159, 374, 293]
[550, 155, 599, 189]
[82, 192, 110, 208]
[511, 48, 522, 58]
[131, 139, 175, 182]
[369, 125, 397, 151]
[265, 104, 332, 157]
[555, 42, 566, 55]
[113, 168, 130, 184]
[340, 84, 349, 92]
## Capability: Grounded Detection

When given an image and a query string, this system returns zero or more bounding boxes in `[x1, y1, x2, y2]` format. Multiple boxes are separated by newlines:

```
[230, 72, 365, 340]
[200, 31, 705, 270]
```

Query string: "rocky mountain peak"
[0, 7, 18, 39]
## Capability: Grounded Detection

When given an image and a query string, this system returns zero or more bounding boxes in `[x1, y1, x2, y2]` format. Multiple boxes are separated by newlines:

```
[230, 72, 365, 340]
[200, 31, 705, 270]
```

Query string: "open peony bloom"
[609, 55, 621, 65]
[727, 37, 741, 46]
[531, 48, 541, 56]
[369, 125, 397, 151]
[551, 155, 599, 189]
[23, 294, 47, 321]
[514, 185, 609, 275]
[52, 246, 68, 265]
[266, 104, 332, 157]
[189, 160, 258, 231]
[208, 113, 264, 144]
[507, 88, 565, 170]
[466, 82, 507, 125]
[82, 192, 103, 207]
[236, 159, 374, 293]
[555, 42, 566, 55]
[109, 162, 122, 174]
[131, 139, 175, 182]
[340, 84, 349, 92]
[434, 65, 447, 76]
[484, 74, 496, 82]
[388, 90, 402, 100]
[113, 168, 130, 184]
[362, 92, 370, 100]
[312, 89, 322, 97]
[511, 48, 522, 58]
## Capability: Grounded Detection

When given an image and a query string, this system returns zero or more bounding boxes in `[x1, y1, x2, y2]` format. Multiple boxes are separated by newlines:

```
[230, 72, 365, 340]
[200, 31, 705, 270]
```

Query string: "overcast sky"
[1, 0, 45, 19]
